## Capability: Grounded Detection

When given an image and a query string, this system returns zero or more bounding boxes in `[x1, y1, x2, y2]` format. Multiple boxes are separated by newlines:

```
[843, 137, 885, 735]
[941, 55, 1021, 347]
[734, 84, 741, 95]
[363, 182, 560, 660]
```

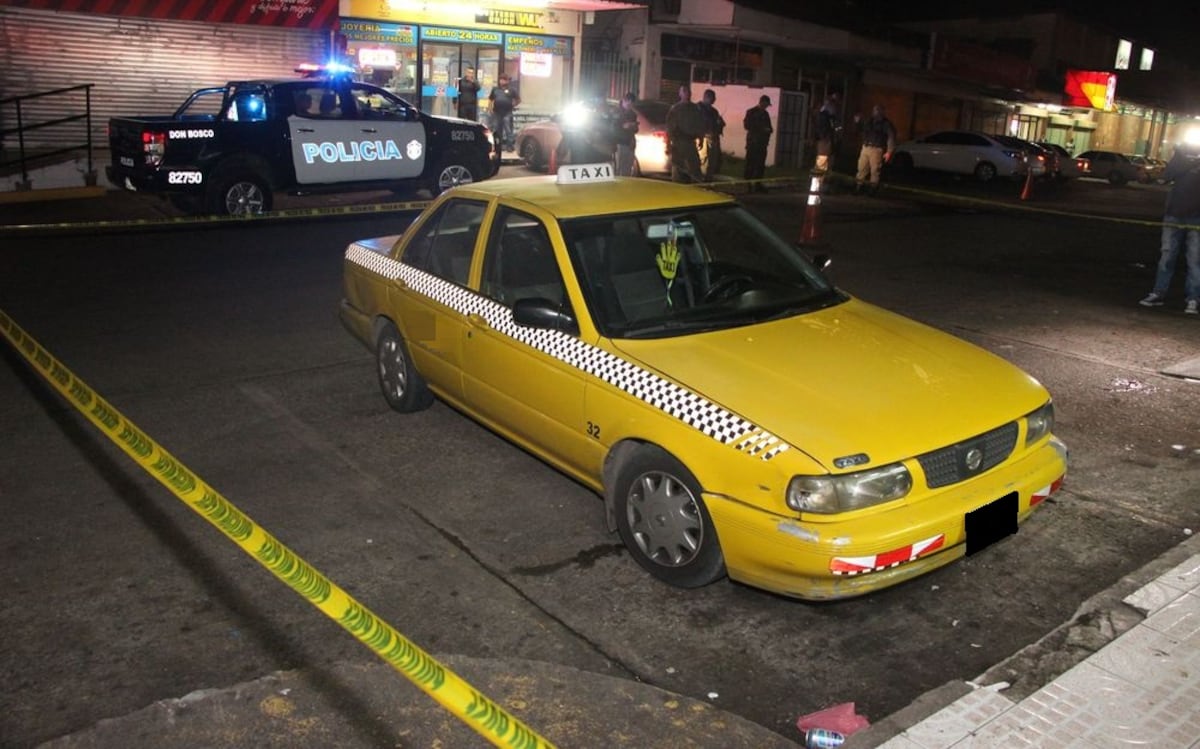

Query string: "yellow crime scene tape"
[0, 308, 555, 749]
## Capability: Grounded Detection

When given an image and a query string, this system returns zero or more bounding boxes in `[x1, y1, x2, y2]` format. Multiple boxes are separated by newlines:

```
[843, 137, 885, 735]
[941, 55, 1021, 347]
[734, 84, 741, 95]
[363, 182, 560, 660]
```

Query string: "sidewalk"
[7, 177, 1200, 749]
[850, 535, 1200, 749]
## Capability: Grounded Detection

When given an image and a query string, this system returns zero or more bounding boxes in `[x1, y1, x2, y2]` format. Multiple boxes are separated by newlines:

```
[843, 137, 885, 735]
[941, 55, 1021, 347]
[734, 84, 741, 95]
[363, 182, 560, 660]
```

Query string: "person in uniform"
[456, 67, 481, 122]
[743, 95, 773, 191]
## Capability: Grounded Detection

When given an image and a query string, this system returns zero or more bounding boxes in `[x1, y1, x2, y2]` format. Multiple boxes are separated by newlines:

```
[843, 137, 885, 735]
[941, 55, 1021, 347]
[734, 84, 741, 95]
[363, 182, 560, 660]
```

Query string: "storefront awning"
[546, 0, 646, 9]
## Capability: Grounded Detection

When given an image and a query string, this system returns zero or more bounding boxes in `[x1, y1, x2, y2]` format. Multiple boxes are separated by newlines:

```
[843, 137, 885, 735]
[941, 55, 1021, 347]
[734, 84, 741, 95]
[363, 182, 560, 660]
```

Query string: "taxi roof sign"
[556, 162, 616, 184]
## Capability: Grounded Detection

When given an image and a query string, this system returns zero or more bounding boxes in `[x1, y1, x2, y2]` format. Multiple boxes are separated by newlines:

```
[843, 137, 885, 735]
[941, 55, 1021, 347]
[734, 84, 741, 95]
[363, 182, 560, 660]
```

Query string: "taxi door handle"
[467, 313, 489, 330]
[361, 128, 379, 134]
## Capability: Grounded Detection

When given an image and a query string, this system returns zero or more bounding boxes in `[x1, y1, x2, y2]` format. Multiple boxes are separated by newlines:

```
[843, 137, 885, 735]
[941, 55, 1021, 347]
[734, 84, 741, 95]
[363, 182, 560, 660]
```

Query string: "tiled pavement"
[873, 550, 1200, 749]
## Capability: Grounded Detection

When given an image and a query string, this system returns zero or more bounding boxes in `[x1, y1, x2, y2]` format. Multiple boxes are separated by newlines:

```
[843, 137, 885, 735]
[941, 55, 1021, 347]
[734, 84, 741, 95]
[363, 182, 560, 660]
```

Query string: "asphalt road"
[1, 174, 1198, 747]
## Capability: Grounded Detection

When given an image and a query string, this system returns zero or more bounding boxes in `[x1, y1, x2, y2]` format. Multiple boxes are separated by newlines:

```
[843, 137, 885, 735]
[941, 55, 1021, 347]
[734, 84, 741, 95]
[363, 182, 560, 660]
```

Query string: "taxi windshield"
[562, 205, 844, 339]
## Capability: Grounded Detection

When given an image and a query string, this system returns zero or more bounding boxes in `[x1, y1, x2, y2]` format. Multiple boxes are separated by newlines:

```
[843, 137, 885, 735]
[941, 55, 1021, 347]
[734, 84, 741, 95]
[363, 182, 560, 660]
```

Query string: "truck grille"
[917, 422, 1018, 488]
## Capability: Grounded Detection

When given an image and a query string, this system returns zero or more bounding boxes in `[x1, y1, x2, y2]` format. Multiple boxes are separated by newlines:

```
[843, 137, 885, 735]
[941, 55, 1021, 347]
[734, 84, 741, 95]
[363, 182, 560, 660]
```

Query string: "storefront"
[338, 2, 580, 124]
[1, 0, 334, 148]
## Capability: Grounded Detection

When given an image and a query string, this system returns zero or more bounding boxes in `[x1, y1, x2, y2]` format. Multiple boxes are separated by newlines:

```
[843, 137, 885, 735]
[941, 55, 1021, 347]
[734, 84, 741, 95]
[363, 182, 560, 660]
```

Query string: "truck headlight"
[786, 464, 912, 514]
[1025, 402, 1054, 446]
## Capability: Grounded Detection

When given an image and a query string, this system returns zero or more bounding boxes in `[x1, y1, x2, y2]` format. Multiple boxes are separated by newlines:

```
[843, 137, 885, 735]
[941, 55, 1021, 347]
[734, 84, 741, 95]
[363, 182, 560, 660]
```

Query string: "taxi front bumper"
[706, 436, 1068, 601]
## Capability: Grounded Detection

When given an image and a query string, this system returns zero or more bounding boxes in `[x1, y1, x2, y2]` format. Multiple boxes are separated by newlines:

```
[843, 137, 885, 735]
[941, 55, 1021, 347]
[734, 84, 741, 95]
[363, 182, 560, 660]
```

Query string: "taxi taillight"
[142, 130, 166, 168]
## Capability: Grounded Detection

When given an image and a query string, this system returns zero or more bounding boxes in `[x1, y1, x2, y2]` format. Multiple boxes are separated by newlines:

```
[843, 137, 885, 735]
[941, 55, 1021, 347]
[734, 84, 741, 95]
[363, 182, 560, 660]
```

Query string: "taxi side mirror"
[513, 298, 578, 335]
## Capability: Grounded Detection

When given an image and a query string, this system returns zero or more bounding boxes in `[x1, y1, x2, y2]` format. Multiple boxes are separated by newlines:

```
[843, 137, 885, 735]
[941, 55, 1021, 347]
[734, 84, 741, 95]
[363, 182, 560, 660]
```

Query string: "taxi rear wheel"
[614, 447, 726, 588]
[376, 323, 433, 413]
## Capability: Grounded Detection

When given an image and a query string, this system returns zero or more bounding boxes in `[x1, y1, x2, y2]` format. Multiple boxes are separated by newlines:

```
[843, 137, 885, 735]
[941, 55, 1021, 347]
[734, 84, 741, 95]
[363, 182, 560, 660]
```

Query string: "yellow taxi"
[338, 164, 1068, 600]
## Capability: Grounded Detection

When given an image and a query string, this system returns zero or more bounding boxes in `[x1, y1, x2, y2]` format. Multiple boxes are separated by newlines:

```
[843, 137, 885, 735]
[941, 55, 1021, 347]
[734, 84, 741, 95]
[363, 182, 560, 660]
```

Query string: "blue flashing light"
[295, 61, 356, 79]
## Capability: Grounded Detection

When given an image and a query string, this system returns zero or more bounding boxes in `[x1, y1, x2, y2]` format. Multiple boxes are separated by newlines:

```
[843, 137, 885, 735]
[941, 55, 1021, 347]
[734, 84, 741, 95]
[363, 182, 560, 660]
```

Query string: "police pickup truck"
[106, 71, 495, 216]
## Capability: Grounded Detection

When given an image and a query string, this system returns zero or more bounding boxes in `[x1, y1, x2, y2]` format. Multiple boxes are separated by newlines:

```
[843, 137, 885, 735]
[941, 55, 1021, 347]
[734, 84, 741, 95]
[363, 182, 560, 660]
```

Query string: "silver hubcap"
[438, 165, 474, 191]
[378, 336, 408, 401]
[225, 182, 265, 215]
[626, 471, 702, 567]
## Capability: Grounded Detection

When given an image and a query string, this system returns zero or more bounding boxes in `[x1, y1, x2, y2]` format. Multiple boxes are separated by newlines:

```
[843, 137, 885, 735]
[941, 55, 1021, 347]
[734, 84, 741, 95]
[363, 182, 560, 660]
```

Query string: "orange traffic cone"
[1020, 164, 1034, 201]
[800, 171, 824, 245]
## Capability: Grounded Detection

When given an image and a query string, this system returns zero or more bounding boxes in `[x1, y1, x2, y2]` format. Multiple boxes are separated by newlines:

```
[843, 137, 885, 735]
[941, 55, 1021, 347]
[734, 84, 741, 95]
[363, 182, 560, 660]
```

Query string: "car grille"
[916, 422, 1018, 488]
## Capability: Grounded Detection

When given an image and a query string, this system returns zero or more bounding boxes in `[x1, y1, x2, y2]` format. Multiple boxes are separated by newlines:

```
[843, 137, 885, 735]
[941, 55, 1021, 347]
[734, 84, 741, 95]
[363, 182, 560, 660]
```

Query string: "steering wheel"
[702, 274, 755, 303]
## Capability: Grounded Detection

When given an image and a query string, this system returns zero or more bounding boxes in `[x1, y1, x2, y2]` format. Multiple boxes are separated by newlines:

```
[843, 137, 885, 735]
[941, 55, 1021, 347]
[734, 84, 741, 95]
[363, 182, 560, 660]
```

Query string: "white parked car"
[890, 130, 1031, 182]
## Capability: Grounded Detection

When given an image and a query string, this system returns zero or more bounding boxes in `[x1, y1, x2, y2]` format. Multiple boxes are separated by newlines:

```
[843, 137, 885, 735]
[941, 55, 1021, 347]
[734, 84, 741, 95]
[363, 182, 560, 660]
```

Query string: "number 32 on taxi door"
[586, 421, 601, 439]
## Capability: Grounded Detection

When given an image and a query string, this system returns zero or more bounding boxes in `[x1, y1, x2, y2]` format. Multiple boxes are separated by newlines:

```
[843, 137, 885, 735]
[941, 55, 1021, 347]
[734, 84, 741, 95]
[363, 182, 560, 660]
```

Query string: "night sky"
[734, 1, 1200, 68]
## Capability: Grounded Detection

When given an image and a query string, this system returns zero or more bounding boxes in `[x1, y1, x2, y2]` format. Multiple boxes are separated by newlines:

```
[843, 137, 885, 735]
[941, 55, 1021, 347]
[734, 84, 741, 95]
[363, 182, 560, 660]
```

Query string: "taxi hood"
[609, 298, 1049, 470]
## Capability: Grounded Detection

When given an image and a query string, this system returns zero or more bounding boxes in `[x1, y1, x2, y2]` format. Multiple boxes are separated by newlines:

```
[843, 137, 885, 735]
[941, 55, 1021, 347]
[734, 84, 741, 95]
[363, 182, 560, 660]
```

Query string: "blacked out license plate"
[965, 492, 1018, 556]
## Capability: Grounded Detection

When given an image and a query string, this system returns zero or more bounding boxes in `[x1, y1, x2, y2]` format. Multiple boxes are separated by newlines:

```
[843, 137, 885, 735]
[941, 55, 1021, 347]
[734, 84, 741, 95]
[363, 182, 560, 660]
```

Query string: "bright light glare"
[1184, 127, 1200, 147]
[560, 101, 590, 129]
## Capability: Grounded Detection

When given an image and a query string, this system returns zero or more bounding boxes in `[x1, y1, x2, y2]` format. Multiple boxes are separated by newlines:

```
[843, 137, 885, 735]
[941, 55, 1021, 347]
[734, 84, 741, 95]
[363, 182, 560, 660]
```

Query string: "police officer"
[456, 67, 481, 122]
[854, 104, 897, 194]
[743, 95, 773, 192]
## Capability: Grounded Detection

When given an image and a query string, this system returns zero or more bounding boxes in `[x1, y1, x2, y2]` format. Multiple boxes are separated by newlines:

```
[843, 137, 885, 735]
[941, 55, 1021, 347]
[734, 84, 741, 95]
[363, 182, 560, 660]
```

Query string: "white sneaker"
[1186, 299, 1199, 315]
[1139, 292, 1166, 307]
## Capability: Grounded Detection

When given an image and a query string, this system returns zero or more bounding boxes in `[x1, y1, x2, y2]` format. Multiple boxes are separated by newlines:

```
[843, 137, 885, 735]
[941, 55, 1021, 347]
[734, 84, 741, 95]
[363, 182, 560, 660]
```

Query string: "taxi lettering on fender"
[337, 164, 1068, 600]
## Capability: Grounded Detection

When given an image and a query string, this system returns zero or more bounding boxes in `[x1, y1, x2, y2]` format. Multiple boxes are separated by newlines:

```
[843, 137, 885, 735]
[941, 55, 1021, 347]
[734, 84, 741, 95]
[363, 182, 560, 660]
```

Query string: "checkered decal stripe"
[346, 243, 791, 460]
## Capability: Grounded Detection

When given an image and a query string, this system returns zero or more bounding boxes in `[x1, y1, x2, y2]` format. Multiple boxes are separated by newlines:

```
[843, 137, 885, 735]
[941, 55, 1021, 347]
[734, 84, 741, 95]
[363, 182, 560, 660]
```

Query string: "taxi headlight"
[786, 464, 912, 514]
[1025, 401, 1054, 446]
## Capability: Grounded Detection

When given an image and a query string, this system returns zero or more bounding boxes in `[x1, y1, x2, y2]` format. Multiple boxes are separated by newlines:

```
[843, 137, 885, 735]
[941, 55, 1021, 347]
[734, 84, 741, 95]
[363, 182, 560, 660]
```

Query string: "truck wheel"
[429, 155, 478, 196]
[209, 170, 272, 216]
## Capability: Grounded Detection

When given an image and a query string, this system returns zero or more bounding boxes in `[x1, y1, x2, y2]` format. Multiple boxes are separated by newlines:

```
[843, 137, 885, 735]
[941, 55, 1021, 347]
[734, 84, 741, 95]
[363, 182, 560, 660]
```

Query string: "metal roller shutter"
[1, 7, 328, 149]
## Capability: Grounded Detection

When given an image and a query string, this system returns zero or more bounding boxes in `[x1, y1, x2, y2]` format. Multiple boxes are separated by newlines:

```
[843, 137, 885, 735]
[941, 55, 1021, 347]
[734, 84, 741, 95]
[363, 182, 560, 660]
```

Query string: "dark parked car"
[1075, 150, 1142, 185]
[1036, 142, 1089, 180]
[1127, 154, 1166, 183]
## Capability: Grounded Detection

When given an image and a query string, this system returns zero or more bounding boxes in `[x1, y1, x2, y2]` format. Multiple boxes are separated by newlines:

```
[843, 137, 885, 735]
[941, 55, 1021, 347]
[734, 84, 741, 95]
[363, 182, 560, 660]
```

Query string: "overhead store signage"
[505, 34, 571, 56]
[1064, 70, 1117, 110]
[421, 26, 502, 43]
[476, 9, 542, 29]
[3, 0, 338, 28]
[340, 20, 417, 45]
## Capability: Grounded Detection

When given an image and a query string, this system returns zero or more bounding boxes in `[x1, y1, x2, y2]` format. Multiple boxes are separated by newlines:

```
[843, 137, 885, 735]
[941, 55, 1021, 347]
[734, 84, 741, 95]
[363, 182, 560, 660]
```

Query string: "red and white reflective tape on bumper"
[830, 534, 946, 576]
[1031, 476, 1064, 507]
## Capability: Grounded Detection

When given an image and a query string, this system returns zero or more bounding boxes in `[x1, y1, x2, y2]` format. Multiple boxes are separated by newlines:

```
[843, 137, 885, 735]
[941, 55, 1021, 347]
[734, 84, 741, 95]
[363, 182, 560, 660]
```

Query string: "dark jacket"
[457, 78, 480, 107]
[860, 115, 896, 150]
[743, 106, 772, 145]
[698, 102, 725, 137]
[1164, 150, 1200, 217]
[814, 105, 839, 143]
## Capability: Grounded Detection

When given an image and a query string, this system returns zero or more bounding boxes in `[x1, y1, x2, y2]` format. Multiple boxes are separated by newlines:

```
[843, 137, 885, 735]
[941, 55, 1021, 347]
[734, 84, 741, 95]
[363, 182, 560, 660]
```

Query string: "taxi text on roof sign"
[557, 163, 615, 184]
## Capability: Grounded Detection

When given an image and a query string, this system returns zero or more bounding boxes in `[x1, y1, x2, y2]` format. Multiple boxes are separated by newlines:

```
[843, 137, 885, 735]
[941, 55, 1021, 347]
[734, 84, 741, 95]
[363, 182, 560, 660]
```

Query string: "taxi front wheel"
[614, 447, 726, 588]
[376, 323, 434, 413]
